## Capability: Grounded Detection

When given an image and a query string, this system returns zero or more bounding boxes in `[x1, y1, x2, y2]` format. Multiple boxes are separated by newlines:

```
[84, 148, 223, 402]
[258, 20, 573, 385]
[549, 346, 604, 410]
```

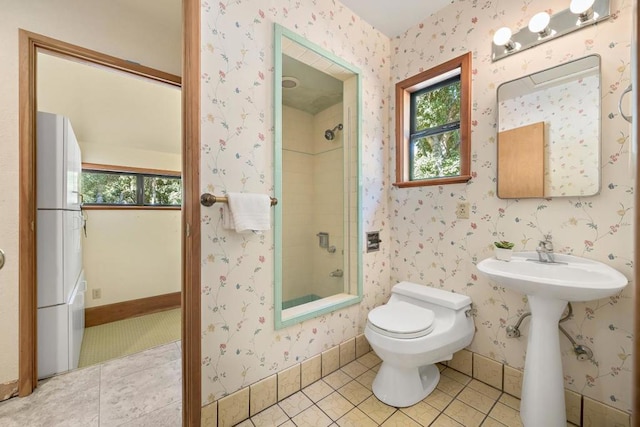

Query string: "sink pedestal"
[520, 295, 568, 427]
[477, 253, 628, 426]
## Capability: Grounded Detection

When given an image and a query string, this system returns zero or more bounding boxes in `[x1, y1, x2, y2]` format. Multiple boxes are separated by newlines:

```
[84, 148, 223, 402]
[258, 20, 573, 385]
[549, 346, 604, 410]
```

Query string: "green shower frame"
[274, 23, 364, 329]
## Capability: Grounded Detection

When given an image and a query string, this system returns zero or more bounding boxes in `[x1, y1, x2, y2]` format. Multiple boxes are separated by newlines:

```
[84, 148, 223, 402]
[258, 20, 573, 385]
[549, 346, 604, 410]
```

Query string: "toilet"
[364, 281, 475, 407]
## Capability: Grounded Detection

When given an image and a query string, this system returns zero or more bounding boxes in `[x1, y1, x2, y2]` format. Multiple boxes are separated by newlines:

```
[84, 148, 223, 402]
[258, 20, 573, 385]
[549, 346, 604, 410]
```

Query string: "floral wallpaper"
[499, 74, 600, 196]
[389, 0, 633, 414]
[199, 0, 391, 405]
[200, 0, 633, 414]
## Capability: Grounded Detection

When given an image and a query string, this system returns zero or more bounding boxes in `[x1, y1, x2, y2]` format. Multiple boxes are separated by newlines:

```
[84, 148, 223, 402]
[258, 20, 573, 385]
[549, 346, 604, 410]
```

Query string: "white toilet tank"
[391, 281, 471, 310]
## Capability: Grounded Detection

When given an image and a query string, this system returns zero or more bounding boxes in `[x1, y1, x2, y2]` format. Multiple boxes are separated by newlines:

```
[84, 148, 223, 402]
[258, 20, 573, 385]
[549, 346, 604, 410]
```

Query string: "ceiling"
[37, 53, 181, 155]
[340, 0, 453, 37]
[282, 56, 344, 115]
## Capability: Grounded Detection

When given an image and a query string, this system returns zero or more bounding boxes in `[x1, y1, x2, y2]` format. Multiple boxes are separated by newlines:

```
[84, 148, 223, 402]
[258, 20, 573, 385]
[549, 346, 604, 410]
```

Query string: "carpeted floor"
[78, 308, 181, 367]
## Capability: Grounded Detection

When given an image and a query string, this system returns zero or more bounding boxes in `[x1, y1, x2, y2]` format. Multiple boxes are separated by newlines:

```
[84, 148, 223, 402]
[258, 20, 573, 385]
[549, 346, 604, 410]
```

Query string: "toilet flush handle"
[465, 304, 477, 318]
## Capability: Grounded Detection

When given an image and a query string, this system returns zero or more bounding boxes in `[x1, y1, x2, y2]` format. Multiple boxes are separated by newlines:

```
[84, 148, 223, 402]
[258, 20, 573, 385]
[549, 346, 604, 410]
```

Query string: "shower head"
[324, 123, 343, 141]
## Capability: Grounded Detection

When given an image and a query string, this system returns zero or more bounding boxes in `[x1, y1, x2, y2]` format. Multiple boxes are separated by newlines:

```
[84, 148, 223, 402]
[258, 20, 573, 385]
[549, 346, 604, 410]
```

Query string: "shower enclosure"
[281, 103, 349, 308]
[275, 24, 362, 327]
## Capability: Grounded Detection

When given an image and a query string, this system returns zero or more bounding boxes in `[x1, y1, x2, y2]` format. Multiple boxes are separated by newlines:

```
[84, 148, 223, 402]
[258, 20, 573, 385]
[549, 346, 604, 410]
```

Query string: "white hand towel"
[221, 204, 236, 230]
[227, 192, 271, 233]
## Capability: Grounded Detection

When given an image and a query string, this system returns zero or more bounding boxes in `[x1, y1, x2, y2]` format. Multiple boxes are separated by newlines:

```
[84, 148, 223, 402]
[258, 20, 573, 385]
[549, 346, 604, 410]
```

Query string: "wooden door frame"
[17, 1, 201, 425]
[633, 2, 639, 423]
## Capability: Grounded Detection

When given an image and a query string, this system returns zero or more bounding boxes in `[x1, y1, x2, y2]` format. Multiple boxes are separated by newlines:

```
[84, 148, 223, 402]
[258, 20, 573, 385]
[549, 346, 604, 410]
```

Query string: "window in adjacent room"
[394, 52, 472, 188]
[81, 164, 182, 208]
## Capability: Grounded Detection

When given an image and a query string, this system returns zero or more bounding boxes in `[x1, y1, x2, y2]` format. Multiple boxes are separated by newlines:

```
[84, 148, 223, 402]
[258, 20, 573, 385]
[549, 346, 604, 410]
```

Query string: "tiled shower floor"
[236, 352, 579, 427]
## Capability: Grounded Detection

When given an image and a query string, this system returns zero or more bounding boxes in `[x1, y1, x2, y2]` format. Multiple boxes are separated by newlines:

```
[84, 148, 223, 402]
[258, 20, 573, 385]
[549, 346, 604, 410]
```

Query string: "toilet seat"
[367, 301, 435, 339]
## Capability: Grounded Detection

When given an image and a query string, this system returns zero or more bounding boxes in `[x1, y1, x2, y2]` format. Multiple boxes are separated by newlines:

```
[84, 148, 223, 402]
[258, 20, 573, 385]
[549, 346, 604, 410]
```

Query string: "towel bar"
[200, 193, 278, 207]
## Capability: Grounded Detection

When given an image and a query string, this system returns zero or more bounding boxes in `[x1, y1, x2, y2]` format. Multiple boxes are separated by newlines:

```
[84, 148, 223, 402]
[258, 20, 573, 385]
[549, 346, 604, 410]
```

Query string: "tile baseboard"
[201, 336, 630, 427]
[202, 334, 367, 426]
[443, 348, 630, 427]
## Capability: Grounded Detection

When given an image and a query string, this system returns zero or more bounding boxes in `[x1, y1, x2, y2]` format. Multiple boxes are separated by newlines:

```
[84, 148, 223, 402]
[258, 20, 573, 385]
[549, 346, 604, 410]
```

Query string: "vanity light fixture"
[491, 0, 610, 62]
[493, 27, 518, 52]
[570, 0, 597, 23]
[528, 12, 553, 39]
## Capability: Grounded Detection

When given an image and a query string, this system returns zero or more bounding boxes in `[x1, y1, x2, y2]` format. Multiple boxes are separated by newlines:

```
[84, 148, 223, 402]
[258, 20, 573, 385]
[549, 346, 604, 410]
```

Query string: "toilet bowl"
[364, 281, 474, 407]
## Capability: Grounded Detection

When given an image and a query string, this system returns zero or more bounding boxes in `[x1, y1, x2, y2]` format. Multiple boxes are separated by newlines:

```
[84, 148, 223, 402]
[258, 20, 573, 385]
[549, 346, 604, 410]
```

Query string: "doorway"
[17, 1, 201, 425]
[37, 48, 182, 370]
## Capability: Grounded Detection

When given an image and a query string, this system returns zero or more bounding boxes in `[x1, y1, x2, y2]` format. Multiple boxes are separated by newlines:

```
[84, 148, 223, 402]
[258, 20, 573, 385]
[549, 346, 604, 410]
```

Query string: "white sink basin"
[477, 251, 627, 301]
[477, 251, 628, 426]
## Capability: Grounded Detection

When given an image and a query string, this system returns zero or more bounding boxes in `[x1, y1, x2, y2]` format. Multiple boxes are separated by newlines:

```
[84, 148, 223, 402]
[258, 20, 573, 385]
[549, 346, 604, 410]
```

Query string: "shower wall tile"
[283, 106, 314, 153]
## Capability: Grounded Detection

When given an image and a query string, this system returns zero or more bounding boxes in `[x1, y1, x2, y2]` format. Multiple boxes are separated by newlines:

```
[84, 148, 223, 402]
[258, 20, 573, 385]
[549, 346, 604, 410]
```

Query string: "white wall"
[81, 144, 182, 171]
[81, 140, 181, 309]
[82, 210, 181, 308]
[0, 0, 180, 384]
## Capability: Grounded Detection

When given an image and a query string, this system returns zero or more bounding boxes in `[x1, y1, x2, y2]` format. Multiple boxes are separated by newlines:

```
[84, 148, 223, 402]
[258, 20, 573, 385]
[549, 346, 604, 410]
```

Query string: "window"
[81, 163, 182, 208]
[394, 52, 472, 187]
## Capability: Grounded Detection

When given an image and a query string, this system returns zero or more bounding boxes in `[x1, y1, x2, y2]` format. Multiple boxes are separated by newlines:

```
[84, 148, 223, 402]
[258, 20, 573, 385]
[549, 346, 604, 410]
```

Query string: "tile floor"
[234, 351, 579, 427]
[0, 341, 182, 427]
[0, 345, 584, 427]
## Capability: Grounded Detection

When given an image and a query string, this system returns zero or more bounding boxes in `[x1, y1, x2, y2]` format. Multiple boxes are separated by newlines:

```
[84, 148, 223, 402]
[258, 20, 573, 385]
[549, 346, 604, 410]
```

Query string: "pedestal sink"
[477, 251, 628, 427]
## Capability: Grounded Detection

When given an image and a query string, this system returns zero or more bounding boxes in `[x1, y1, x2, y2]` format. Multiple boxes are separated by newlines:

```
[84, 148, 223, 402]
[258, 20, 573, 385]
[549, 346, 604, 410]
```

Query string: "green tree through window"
[411, 78, 461, 180]
[393, 52, 471, 188]
[82, 169, 182, 206]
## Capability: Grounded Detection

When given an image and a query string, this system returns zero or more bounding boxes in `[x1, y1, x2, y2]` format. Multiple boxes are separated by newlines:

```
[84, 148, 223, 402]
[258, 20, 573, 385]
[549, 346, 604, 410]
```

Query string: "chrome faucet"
[536, 234, 555, 263]
[330, 269, 344, 277]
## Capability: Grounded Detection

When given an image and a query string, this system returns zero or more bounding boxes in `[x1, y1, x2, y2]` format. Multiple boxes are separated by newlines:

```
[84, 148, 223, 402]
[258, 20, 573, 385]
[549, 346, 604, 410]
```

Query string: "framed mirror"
[274, 24, 362, 329]
[497, 55, 601, 198]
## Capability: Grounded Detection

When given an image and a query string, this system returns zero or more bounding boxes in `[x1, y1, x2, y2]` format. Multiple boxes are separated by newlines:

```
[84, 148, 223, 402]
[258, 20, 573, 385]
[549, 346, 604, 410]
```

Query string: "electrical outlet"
[92, 288, 102, 299]
[456, 202, 470, 219]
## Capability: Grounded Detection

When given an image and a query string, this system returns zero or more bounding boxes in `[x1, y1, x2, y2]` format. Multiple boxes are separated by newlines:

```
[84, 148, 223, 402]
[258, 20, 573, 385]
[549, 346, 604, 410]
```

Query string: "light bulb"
[528, 12, 552, 38]
[570, 0, 595, 14]
[571, 0, 597, 23]
[493, 27, 513, 47]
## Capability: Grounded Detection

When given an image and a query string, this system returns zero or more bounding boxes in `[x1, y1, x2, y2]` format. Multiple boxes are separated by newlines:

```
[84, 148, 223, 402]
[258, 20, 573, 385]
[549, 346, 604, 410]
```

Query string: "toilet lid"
[367, 301, 435, 339]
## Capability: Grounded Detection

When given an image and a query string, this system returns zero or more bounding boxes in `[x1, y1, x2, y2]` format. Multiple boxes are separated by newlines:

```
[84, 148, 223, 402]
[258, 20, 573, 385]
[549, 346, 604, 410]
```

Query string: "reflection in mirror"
[274, 24, 362, 329]
[497, 55, 601, 198]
